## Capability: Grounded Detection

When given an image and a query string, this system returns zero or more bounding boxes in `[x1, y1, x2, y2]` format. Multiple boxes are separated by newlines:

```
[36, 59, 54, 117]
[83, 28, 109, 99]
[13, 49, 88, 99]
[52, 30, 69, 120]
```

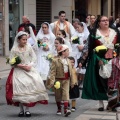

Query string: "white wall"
[24, 0, 36, 26]
[51, 0, 73, 23]
[4, 0, 9, 56]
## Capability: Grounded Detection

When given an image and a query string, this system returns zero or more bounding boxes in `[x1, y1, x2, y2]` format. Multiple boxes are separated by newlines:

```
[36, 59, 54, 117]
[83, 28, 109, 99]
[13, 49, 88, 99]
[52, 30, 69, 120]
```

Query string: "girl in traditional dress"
[36, 22, 56, 81]
[71, 22, 89, 89]
[78, 16, 119, 111]
[24, 26, 38, 54]
[6, 31, 49, 117]
[52, 37, 64, 56]
[71, 22, 89, 68]
[56, 30, 72, 55]
[68, 57, 79, 112]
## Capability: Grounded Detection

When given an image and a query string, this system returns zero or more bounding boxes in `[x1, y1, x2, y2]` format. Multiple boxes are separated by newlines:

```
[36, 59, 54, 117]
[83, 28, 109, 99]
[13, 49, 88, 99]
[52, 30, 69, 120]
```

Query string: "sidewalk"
[0, 56, 11, 79]
[75, 101, 116, 120]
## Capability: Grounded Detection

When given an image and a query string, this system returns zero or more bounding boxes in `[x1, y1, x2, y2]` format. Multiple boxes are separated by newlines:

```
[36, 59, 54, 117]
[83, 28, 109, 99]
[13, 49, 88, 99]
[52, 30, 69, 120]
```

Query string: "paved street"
[0, 56, 117, 120]
[0, 77, 116, 120]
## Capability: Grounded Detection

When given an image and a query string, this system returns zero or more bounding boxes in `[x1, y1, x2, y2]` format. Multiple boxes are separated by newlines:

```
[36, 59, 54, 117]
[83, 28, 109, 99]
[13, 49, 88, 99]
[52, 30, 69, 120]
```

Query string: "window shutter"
[36, 0, 51, 32]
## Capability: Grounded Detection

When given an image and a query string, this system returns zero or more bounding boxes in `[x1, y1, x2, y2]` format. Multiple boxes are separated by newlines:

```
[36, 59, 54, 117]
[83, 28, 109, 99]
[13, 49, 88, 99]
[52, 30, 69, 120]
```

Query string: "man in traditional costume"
[50, 11, 75, 38]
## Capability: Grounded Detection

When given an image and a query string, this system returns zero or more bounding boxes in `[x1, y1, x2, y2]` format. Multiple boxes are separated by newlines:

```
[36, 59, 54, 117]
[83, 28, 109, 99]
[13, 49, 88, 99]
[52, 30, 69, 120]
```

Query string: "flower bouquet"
[94, 45, 108, 58]
[71, 36, 80, 44]
[6, 56, 21, 66]
[94, 45, 108, 70]
[43, 53, 54, 62]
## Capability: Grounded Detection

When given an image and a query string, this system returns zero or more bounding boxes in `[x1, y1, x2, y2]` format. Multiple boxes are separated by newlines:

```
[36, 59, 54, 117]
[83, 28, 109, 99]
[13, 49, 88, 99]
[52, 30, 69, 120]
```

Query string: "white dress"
[36, 34, 55, 80]
[71, 31, 87, 67]
[9, 44, 49, 104]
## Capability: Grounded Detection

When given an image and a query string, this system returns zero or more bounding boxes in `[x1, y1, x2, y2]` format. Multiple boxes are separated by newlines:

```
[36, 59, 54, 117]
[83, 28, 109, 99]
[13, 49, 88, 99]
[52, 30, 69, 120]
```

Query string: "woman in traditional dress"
[6, 31, 49, 117]
[72, 22, 89, 89]
[107, 45, 120, 111]
[78, 16, 119, 111]
[36, 22, 56, 81]
[71, 22, 89, 68]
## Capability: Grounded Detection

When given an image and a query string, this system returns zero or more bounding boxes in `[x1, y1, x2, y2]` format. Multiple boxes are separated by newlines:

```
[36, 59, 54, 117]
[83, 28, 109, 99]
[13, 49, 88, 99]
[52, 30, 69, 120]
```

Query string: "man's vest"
[54, 20, 70, 37]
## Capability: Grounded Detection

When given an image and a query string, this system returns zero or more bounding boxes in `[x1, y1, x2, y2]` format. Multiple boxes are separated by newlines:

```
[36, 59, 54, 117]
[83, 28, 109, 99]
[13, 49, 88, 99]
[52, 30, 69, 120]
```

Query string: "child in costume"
[68, 57, 79, 112]
[6, 31, 49, 117]
[47, 44, 74, 117]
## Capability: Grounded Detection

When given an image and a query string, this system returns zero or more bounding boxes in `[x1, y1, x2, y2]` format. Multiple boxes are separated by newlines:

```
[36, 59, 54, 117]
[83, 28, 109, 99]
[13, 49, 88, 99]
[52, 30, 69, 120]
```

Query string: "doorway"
[75, 0, 87, 22]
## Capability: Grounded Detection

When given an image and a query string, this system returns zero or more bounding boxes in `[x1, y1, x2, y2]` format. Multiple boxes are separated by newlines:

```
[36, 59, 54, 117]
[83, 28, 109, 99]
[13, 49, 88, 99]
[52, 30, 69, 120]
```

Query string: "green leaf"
[91, 35, 101, 39]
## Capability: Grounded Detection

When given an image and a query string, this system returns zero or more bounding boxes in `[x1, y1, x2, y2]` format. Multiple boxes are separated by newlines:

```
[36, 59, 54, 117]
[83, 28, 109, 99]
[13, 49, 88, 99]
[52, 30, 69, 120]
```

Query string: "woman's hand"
[43, 45, 49, 51]
[17, 64, 31, 71]
[23, 65, 31, 71]
[77, 45, 84, 51]
[79, 63, 82, 68]
[99, 60, 104, 66]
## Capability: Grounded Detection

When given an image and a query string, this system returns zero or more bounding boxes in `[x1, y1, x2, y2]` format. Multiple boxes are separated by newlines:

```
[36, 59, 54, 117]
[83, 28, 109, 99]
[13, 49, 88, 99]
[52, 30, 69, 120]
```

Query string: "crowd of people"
[6, 10, 120, 118]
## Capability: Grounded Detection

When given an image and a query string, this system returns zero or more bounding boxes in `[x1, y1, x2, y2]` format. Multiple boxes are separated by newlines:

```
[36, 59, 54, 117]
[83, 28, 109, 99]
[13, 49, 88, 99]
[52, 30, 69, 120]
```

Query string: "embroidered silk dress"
[81, 28, 118, 100]
[6, 44, 49, 107]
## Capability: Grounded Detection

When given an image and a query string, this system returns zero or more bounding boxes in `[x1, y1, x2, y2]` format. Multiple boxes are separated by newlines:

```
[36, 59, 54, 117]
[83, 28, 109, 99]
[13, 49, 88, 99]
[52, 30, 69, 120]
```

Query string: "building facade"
[0, 0, 119, 56]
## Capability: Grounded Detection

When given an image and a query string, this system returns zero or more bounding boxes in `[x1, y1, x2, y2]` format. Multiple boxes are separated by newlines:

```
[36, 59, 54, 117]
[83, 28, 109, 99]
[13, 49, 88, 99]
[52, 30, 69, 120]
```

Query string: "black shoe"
[25, 111, 31, 117]
[98, 107, 104, 111]
[18, 111, 24, 117]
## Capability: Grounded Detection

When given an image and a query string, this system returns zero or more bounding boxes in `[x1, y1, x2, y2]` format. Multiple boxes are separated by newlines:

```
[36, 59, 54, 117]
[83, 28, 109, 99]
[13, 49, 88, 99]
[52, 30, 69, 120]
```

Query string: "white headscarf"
[36, 22, 55, 40]
[81, 22, 90, 39]
[12, 31, 28, 48]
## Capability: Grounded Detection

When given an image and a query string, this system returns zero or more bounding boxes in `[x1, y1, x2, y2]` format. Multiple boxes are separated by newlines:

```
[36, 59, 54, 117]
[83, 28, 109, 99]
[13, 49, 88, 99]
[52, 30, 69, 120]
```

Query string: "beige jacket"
[46, 57, 74, 88]
[71, 67, 78, 85]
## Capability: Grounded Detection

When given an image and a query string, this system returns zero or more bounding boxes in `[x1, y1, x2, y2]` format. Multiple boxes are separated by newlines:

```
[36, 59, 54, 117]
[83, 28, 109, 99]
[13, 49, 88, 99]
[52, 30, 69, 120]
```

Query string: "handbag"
[69, 85, 80, 99]
[99, 60, 112, 78]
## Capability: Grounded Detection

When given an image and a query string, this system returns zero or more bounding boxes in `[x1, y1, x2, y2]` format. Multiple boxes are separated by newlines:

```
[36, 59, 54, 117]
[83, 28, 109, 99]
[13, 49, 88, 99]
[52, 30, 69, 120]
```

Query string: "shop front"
[9, 0, 24, 50]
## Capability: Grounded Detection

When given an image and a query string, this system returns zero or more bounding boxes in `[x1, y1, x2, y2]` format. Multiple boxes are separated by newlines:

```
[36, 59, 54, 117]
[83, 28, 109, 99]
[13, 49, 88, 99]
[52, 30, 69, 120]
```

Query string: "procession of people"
[5, 10, 120, 118]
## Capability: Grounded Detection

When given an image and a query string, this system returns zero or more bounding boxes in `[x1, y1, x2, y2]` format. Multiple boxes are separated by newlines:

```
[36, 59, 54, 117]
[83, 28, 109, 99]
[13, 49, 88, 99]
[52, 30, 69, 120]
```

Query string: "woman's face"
[18, 35, 27, 47]
[76, 25, 84, 33]
[70, 59, 75, 67]
[54, 40, 61, 49]
[42, 24, 49, 34]
[56, 31, 64, 38]
[99, 16, 109, 29]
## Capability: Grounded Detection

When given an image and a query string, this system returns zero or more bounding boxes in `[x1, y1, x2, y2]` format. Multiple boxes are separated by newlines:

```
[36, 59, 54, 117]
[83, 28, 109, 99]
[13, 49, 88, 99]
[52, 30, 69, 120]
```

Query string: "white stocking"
[25, 106, 29, 112]
[19, 103, 24, 112]
[99, 100, 104, 108]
